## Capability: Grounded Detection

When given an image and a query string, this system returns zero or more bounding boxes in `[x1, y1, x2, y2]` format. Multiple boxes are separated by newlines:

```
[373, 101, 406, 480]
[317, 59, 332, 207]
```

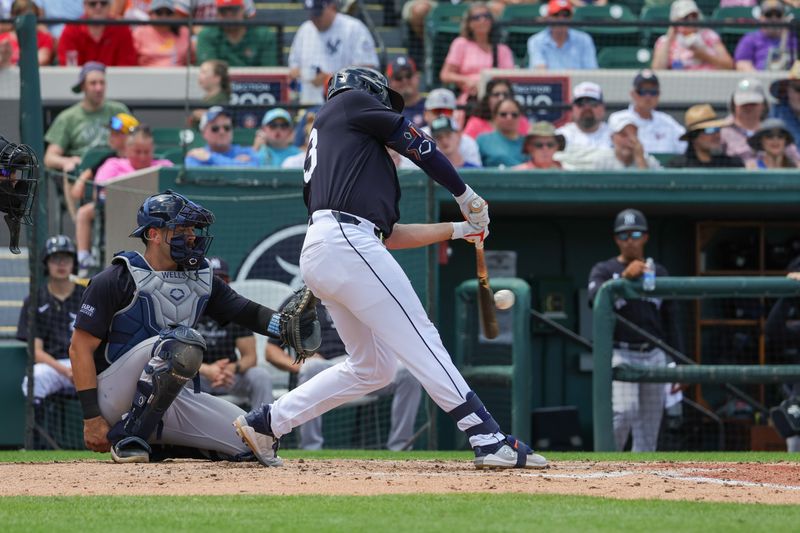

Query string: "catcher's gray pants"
[97, 337, 250, 456]
[612, 346, 667, 452]
[199, 366, 274, 409]
[297, 355, 422, 450]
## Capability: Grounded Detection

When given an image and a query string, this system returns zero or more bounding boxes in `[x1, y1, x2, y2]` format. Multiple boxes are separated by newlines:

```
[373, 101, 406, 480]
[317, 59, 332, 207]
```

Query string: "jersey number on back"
[303, 128, 318, 184]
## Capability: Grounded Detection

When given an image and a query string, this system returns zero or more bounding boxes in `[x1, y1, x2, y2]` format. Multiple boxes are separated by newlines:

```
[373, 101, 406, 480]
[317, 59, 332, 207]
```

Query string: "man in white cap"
[418, 88, 482, 168]
[608, 70, 686, 154]
[556, 81, 611, 151]
[721, 78, 769, 163]
[593, 113, 662, 170]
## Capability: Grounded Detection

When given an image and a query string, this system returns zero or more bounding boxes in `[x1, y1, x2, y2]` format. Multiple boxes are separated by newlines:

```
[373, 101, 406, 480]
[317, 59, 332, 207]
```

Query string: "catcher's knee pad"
[447, 391, 501, 437]
[770, 397, 800, 439]
[110, 326, 206, 443]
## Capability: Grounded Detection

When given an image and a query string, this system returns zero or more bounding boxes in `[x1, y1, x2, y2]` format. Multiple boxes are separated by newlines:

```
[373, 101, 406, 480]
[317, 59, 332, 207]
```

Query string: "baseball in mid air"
[494, 289, 515, 310]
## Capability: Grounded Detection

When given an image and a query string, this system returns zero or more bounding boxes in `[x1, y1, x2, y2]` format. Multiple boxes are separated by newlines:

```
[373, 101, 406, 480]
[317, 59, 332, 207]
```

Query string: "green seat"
[157, 148, 188, 166]
[597, 46, 653, 68]
[711, 6, 759, 54]
[233, 128, 256, 147]
[573, 4, 640, 48]
[424, 3, 469, 86]
[639, 5, 671, 47]
[152, 127, 202, 149]
[651, 152, 678, 166]
[614, 0, 645, 16]
[500, 3, 548, 65]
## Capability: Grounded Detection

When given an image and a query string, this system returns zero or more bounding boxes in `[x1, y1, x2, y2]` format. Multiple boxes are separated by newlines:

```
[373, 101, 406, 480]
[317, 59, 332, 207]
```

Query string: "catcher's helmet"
[130, 190, 215, 270]
[42, 235, 77, 265]
[327, 67, 404, 113]
[0, 136, 39, 254]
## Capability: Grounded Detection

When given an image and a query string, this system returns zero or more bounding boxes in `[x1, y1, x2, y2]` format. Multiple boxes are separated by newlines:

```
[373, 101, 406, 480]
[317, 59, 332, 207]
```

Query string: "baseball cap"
[150, 0, 176, 11]
[573, 81, 603, 103]
[425, 88, 457, 111]
[207, 256, 230, 277]
[430, 116, 458, 136]
[386, 56, 417, 79]
[732, 78, 766, 106]
[261, 108, 293, 127]
[670, 0, 700, 21]
[614, 208, 648, 233]
[547, 0, 572, 16]
[760, 0, 787, 15]
[305, 0, 335, 17]
[109, 113, 140, 134]
[608, 112, 638, 134]
[216, 0, 244, 7]
[200, 106, 232, 130]
[71, 61, 106, 94]
[633, 69, 659, 88]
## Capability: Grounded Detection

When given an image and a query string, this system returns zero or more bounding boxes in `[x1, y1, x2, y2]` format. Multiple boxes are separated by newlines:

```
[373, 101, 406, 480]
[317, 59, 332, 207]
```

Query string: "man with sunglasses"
[185, 106, 258, 168]
[254, 108, 301, 168]
[196, 0, 277, 67]
[735, 0, 797, 72]
[527, 0, 598, 71]
[667, 104, 744, 168]
[588, 209, 682, 452]
[608, 70, 687, 154]
[57, 0, 136, 66]
[387, 56, 426, 128]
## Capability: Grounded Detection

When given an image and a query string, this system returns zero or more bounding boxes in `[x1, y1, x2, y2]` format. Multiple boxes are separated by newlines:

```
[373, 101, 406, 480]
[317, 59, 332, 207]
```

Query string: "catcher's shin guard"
[770, 397, 800, 439]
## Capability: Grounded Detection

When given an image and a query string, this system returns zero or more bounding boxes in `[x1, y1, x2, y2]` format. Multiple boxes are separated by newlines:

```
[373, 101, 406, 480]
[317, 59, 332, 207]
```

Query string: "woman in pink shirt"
[132, 0, 192, 67]
[439, 2, 515, 104]
[463, 79, 530, 139]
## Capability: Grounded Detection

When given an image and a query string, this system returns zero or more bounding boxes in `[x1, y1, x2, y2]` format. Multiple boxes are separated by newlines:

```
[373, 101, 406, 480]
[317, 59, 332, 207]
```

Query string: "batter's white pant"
[297, 355, 422, 450]
[612, 346, 668, 452]
[97, 337, 250, 457]
[270, 210, 485, 442]
[199, 366, 274, 409]
[22, 360, 75, 400]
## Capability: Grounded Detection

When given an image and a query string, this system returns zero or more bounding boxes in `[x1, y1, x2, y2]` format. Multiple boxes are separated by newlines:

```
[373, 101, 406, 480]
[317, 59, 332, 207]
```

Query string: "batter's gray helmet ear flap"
[328, 67, 405, 113]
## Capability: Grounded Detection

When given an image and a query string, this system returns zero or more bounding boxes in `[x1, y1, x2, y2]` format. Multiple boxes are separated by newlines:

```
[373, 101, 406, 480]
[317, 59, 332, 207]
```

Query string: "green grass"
[1, 494, 797, 533]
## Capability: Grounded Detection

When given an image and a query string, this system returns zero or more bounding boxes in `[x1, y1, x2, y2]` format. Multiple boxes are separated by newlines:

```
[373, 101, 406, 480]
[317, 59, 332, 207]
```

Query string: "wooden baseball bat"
[470, 200, 499, 339]
[69, 274, 90, 287]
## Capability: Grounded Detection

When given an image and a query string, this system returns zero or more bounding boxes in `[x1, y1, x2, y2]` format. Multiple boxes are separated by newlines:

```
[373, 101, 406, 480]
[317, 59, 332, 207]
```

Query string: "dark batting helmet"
[327, 67, 404, 113]
[42, 235, 77, 265]
[130, 190, 215, 270]
[0, 136, 39, 254]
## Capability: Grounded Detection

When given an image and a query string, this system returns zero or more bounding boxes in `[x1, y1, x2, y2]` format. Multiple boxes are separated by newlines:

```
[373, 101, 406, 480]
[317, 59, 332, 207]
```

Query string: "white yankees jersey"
[289, 13, 379, 105]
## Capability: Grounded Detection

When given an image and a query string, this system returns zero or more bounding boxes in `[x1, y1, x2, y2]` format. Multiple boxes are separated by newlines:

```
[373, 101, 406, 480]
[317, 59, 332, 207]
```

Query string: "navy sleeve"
[15, 296, 30, 342]
[206, 276, 251, 325]
[74, 264, 135, 339]
[342, 90, 405, 143]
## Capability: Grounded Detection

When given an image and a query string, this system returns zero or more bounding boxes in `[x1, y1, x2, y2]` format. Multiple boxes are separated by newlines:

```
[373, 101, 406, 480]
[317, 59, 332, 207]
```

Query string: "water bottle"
[643, 257, 656, 292]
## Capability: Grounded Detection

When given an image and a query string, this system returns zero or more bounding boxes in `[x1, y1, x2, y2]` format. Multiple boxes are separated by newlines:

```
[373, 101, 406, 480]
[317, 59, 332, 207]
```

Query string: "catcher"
[69, 190, 320, 465]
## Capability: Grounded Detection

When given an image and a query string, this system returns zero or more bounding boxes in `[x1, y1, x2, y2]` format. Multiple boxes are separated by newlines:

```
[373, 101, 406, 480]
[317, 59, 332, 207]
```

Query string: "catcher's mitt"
[269, 285, 322, 363]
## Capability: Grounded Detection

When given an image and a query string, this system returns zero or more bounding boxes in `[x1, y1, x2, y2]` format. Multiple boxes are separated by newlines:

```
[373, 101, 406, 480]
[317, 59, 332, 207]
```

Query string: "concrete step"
[254, 3, 385, 27]
[0, 248, 29, 339]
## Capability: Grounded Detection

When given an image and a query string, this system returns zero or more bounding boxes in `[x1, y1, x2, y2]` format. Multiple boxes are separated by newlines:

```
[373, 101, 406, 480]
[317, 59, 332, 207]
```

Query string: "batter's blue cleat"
[233, 406, 282, 467]
[473, 436, 547, 469]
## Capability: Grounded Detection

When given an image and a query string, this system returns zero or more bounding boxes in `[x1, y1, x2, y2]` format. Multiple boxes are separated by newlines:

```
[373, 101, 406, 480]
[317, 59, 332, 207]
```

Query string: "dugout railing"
[592, 277, 800, 451]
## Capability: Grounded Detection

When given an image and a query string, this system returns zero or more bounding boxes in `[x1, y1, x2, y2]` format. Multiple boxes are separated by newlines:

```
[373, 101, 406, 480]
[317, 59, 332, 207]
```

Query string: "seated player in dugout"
[68, 190, 320, 465]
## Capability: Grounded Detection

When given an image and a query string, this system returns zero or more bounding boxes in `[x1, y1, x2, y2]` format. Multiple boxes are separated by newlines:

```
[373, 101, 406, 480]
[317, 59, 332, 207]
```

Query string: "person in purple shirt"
[734, 0, 797, 72]
[185, 106, 259, 168]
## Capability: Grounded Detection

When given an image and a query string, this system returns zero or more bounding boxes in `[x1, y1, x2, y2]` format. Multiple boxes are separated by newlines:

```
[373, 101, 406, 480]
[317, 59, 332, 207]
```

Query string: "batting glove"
[451, 221, 489, 244]
[454, 185, 489, 228]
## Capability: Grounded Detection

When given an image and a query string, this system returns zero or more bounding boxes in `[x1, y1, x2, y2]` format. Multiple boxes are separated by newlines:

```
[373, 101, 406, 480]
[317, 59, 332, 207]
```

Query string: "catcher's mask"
[130, 189, 215, 270]
[327, 67, 405, 113]
[0, 136, 39, 254]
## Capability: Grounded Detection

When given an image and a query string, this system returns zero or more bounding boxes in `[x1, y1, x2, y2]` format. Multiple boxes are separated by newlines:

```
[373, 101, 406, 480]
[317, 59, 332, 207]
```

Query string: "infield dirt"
[2, 460, 800, 504]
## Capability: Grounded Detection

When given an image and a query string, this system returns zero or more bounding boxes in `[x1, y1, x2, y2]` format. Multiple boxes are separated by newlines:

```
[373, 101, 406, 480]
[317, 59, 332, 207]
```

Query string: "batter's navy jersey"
[74, 263, 251, 374]
[17, 284, 86, 360]
[303, 89, 405, 236]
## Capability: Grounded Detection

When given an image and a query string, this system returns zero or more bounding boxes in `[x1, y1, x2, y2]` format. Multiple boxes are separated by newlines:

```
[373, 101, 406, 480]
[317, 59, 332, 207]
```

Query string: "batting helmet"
[0, 135, 39, 254]
[327, 67, 404, 113]
[130, 190, 215, 270]
[42, 235, 77, 266]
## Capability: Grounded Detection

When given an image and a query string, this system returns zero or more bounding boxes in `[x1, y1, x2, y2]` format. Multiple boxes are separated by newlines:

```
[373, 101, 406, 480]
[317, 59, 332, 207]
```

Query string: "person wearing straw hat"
[513, 121, 564, 170]
[666, 104, 744, 168]
[745, 118, 799, 169]
[769, 60, 800, 142]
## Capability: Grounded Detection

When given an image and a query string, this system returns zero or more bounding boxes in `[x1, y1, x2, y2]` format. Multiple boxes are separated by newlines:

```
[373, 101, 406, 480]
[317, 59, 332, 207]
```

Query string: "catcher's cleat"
[233, 413, 283, 467]
[111, 436, 151, 464]
[473, 435, 548, 470]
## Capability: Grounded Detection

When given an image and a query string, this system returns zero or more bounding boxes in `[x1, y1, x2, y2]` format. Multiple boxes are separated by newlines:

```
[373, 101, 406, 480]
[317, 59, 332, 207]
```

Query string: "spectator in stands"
[463, 78, 530, 140]
[429, 115, 480, 169]
[72, 112, 139, 274]
[527, 0, 598, 71]
[198, 59, 230, 105]
[254, 108, 301, 168]
[556, 82, 611, 151]
[651, 0, 734, 71]
[132, 0, 192, 67]
[185, 106, 259, 167]
[746, 118, 799, 168]
[608, 70, 687, 155]
[266, 299, 422, 451]
[735, 0, 797, 71]
[39, 0, 85, 39]
[0, 0, 55, 67]
[58, 0, 137, 66]
[513, 121, 564, 170]
[721, 78, 769, 163]
[387, 56, 426, 128]
[667, 104, 744, 168]
[282, 112, 315, 169]
[288, 0, 379, 106]
[194, 257, 274, 409]
[196, 0, 277, 67]
[423, 87, 482, 167]
[44, 63, 130, 173]
[770, 61, 800, 141]
[172, 0, 257, 23]
[439, 2, 515, 104]
[477, 97, 527, 167]
[593, 113, 662, 170]
[17, 235, 85, 405]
